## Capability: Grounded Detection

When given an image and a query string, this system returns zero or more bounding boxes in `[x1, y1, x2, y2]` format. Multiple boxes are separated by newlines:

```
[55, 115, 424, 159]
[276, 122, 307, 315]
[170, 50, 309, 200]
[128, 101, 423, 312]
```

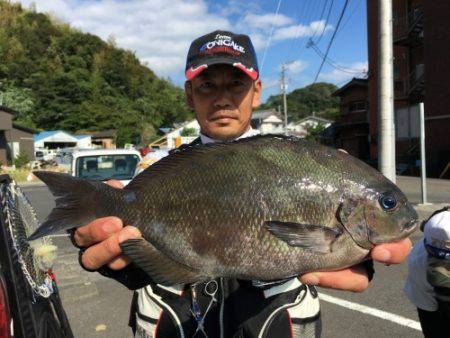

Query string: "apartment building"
[367, 0, 450, 177]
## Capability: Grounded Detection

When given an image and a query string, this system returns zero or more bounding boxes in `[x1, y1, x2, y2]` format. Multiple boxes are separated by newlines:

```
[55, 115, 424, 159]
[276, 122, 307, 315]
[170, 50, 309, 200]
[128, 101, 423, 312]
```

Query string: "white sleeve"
[134, 150, 170, 176]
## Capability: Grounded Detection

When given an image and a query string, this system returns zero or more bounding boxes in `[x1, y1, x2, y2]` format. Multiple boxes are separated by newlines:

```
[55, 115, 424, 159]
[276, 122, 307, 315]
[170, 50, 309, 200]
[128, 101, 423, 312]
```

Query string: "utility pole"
[378, 0, 396, 183]
[281, 63, 288, 135]
[419, 102, 428, 204]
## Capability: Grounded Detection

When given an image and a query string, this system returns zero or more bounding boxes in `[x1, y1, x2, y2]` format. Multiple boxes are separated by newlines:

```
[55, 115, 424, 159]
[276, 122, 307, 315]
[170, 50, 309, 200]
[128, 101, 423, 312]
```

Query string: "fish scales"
[29, 135, 418, 284]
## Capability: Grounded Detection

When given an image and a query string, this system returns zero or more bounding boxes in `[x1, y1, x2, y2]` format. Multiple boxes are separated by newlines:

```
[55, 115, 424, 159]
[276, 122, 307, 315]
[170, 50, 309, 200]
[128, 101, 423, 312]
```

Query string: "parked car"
[69, 149, 142, 186]
[35, 151, 45, 161]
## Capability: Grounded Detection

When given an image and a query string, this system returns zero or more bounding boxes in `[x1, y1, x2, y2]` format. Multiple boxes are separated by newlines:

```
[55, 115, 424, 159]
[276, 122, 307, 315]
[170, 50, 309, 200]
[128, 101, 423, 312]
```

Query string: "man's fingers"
[371, 238, 412, 264]
[74, 216, 124, 247]
[106, 179, 124, 189]
[107, 255, 132, 270]
[80, 226, 141, 271]
[300, 264, 369, 293]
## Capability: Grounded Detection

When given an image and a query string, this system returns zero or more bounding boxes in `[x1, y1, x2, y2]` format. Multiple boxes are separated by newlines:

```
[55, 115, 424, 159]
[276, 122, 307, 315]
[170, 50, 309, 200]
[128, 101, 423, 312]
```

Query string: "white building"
[165, 120, 200, 149]
[287, 116, 333, 138]
[74, 135, 92, 148]
[34, 130, 79, 150]
[251, 109, 284, 134]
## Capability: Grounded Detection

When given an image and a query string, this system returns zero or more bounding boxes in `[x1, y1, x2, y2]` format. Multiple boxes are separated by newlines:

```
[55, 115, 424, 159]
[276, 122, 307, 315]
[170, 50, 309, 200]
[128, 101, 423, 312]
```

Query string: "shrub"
[180, 127, 197, 137]
[13, 152, 30, 168]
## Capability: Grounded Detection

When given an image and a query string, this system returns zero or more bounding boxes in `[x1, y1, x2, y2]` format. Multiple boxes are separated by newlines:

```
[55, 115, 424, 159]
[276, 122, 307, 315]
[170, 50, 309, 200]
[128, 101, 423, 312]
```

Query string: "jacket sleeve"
[96, 263, 154, 290]
[364, 259, 375, 281]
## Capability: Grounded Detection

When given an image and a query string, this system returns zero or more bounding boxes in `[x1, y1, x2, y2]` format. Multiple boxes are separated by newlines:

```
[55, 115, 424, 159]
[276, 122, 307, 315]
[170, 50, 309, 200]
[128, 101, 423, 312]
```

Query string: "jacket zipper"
[144, 286, 185, 338]
[257, 285, 308, 338]
[219, 278, 224, 338]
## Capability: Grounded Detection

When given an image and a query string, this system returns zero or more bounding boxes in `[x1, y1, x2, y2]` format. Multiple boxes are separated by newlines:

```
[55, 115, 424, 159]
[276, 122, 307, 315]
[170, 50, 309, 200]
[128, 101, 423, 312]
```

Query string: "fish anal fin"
[264, 221, 342, 254]
[120, 238, 204, 285]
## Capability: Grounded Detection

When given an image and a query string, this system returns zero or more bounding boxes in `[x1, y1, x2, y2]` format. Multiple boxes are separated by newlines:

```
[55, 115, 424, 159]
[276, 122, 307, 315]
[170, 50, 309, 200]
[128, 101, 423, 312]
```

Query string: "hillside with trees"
[260, 82, 340, 121]
[0, 0, 193, 146]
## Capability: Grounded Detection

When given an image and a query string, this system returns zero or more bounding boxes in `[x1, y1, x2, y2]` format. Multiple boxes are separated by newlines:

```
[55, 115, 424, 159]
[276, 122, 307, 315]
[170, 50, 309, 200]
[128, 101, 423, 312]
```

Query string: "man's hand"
[299, 238, 412, 292]
[73, 180, 141, 271]
[73, 180, 412, 290]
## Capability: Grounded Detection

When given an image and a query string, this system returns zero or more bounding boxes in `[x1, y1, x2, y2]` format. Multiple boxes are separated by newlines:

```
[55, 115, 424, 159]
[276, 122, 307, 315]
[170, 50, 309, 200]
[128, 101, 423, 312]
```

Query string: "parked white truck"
[69, 149, 142, 186]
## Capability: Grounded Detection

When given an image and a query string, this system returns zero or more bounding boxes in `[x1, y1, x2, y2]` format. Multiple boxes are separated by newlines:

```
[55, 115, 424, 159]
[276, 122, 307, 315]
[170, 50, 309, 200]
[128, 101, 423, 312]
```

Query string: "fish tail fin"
[28, 171, 117, 240]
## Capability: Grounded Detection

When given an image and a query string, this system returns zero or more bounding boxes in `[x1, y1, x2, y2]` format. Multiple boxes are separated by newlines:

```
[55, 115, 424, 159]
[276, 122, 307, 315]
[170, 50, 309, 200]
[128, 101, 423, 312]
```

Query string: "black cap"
[185, 30, 259, 80]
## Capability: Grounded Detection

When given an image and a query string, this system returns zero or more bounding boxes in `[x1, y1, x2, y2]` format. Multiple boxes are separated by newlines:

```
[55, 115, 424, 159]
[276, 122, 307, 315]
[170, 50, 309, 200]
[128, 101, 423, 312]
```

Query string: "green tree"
[0, 82, 37, 128]
[180, 127, 197, 137]
[0, 0, 193, 139]
[305, 123, 326, 142]
[261, 82, 339, 121]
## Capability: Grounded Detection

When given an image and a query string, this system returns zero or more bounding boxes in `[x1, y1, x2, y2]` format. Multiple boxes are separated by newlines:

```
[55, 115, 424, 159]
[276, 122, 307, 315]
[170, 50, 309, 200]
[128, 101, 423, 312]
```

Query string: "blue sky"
[17, 0, 368, 102]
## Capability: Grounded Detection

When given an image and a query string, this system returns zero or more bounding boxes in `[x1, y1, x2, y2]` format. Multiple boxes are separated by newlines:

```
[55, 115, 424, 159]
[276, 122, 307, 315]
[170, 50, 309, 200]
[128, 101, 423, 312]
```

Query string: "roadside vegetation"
[0, 0, 193, 147]
[260, 82, 340, 121]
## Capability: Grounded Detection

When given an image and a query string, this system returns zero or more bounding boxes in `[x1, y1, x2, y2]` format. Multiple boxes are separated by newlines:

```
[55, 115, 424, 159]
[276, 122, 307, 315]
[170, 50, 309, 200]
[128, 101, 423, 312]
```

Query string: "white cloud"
[261, 78, 280, 90]
[285, 60, 308, 74]
[318, 61, 368, 84]
[17, 0, 231, 76]
[273, 20, 333, 41]
[247, 32, 267, 50]
[242, 13, 293, 30]
[15, 1, 335, 81]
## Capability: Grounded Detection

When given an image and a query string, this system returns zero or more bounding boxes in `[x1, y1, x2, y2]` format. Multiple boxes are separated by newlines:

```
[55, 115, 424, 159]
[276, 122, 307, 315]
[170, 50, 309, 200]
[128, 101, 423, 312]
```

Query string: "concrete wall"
[0, 111, 12, 131]
[0, 111, 13, 163]
[0, 131, 8, 164]
[10, 127, 35, 161]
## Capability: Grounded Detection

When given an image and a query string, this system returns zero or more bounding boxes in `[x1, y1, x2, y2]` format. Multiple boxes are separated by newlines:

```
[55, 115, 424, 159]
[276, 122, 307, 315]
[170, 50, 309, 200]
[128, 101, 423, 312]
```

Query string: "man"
[72, 30, 412, 337]
[404, 206, 450, 337]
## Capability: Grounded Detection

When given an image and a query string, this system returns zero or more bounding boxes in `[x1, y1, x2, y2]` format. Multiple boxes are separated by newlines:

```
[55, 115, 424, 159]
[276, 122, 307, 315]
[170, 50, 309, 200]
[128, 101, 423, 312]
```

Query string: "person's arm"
[74, 215, 411, 292]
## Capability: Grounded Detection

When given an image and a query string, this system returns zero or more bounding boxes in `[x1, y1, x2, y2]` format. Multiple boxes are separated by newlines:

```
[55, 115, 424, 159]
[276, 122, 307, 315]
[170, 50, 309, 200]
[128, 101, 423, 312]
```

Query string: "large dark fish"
[29, 135, 418, 285]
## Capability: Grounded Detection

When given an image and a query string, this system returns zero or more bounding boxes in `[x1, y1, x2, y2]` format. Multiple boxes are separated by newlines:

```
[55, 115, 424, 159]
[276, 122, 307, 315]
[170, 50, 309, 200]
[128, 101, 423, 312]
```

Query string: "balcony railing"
[407, 63, 424, 99]
[393, 7, 424, 46]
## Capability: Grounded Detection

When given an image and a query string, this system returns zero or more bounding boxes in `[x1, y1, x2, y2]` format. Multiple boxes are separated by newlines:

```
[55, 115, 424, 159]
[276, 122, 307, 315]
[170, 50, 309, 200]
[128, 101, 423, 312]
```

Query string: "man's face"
[185, 64, 262, 140]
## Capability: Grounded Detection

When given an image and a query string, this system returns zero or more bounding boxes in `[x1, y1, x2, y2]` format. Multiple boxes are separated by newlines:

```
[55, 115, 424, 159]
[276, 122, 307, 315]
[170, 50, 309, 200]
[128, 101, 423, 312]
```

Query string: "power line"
[315, 0, 334, 44]
[260, 0, 283, 72]
[309, 41, 367, 74]
[312, 0, 350, 83]
[310, 0, 329, 41]
[286, 0, 310, 60]
[293, 0, 321, 60]
[337, 0, 363, 34]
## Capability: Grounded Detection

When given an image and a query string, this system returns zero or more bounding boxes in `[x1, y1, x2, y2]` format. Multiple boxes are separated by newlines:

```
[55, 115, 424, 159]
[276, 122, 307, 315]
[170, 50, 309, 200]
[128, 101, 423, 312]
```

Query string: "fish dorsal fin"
[264, 221, 342, 254]
[120, 238, 205, 285]
[126, 134, 291, 190]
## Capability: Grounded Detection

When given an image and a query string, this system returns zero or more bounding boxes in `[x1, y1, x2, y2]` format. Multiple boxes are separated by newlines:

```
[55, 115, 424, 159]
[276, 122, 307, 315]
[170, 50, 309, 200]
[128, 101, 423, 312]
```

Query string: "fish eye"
[379, 194, 398, 211]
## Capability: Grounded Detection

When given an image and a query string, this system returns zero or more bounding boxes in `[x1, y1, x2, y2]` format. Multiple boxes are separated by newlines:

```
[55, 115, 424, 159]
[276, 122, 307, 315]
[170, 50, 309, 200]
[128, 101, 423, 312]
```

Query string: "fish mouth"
[402, 218, 419, 236]
[367, 218, 419, 246]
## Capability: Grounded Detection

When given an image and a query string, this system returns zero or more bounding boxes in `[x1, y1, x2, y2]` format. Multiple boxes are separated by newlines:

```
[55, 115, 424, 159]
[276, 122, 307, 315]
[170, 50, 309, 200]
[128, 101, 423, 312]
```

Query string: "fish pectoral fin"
[264, 221, 342, 254]
[120, 238, 203, 286]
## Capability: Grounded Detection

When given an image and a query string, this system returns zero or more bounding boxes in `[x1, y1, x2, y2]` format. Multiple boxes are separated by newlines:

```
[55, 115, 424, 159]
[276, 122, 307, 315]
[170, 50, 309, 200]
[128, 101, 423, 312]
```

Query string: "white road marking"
[320, 293, 421, 331]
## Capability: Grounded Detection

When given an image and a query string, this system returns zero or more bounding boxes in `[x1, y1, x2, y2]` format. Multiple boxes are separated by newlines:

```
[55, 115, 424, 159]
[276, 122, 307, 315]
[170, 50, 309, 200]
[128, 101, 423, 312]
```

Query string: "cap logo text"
[200, 36, 245, 56]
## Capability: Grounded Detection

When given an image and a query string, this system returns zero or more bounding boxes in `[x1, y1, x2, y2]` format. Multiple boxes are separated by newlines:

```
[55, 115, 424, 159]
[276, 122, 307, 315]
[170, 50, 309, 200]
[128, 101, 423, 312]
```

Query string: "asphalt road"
[20, 177, 449, 338]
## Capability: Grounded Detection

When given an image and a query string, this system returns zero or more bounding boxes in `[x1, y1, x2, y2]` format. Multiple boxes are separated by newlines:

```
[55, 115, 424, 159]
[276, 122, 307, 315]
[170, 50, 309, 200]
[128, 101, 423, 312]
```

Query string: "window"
[75, 154, 140, 181]
[348, 101, 367, 113]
